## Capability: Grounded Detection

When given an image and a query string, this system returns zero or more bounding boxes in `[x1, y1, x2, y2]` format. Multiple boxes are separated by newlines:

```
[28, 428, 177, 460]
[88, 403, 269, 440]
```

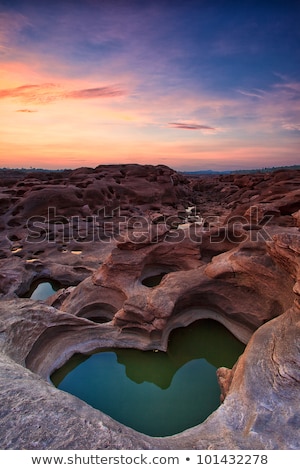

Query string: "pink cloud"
[0, 83, 126, 104]
[65, 87, 125, 99]
[282, 122, 300, 131]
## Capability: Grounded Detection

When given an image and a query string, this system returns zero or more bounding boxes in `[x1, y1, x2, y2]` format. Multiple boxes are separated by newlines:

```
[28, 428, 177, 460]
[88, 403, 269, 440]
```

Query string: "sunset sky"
[0, 0, 300, 171]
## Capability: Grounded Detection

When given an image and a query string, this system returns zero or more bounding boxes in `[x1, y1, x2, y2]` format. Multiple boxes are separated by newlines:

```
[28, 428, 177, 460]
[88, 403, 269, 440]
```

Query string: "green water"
[51, 319, 245, 437]
[27, 279, 60, 300]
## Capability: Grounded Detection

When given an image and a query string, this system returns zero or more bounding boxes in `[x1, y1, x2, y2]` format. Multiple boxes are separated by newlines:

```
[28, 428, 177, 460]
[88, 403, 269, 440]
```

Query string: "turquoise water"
[51, 319, 245, 437]
[27, 280, 60, 300]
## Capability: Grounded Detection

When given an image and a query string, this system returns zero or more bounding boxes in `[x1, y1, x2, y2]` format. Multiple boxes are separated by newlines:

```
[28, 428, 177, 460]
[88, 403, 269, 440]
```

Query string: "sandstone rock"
[0, 294, 299, 449]
[0, 166, 299, 449]
[216, 366, 235, 403]
[292, 210, 300, 226]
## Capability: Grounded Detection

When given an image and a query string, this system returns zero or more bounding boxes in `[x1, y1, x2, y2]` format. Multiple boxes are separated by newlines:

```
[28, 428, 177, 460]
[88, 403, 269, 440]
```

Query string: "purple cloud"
[282, 122, 300, 131]
[168, 122, 216, 131]
[65, 87, 125, 99]
[236, 89, 266, 99]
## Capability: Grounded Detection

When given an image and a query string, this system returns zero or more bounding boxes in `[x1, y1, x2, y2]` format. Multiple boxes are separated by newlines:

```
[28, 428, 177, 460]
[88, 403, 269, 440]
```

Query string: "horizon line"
[1, 163, 300, 174]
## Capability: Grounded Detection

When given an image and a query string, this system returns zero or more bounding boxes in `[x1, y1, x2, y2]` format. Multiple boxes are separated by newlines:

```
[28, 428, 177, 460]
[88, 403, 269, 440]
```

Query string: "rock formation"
[0, 165, 299, 449]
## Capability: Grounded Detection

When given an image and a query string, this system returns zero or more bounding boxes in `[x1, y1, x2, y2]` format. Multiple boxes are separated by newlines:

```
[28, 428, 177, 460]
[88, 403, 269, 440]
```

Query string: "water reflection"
[116, 320, 245, 388]
[51, 319, 245, 436]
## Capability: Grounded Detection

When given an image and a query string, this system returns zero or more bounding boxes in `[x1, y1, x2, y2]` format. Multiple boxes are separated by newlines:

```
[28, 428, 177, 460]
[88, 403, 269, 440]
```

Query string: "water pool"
[27, 279, 60, 301]
[51, 319, 245, 437]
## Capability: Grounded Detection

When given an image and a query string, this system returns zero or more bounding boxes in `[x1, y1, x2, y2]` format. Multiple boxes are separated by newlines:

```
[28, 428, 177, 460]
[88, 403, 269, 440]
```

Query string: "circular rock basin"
[51, 319, 245, 437]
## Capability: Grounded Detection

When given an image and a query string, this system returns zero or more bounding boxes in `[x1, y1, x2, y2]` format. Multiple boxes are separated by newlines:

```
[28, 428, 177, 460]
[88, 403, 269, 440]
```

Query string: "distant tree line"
[182, 165, 300, 176]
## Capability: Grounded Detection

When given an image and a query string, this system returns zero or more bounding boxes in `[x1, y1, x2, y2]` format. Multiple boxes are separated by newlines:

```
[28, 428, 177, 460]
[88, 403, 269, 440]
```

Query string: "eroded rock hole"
[140, 265, 174, 288]
[24, 279, 61, 301]
[142, 272, 168, 287]
[51, 319, 245, 437]
[7, 219, 22, 227]
[77, 303, 117, 323]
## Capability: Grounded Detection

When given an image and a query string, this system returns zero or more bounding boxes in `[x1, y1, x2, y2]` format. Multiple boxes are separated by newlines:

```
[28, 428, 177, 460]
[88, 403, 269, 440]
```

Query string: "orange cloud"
[0, 83, 126, 104]
[16, 109, 37, 113]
